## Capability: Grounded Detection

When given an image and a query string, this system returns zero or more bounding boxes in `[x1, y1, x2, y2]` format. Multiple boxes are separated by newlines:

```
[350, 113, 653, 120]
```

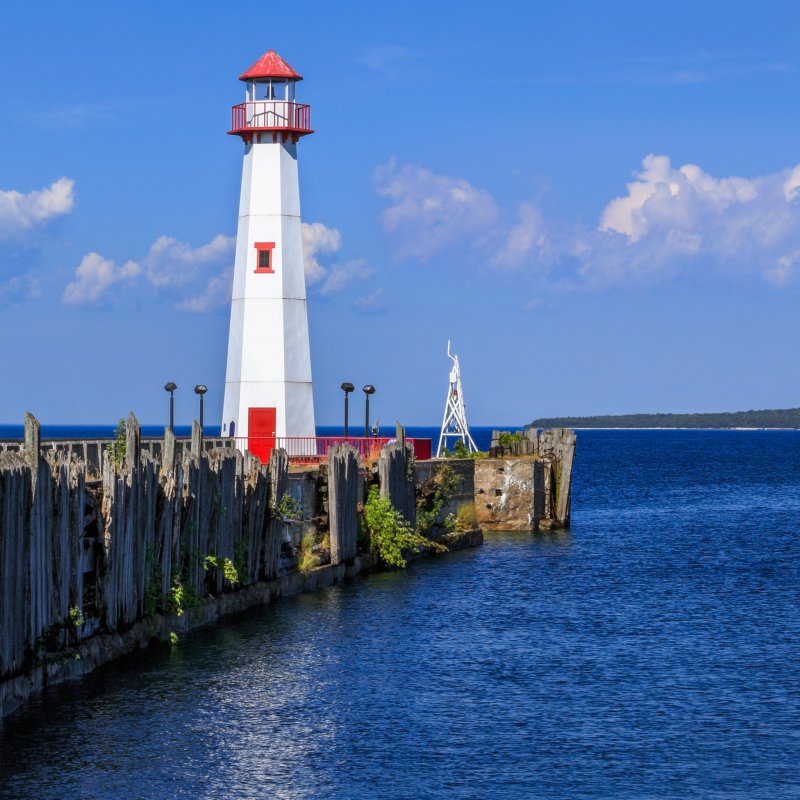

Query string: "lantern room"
[229, 49, 313, 142]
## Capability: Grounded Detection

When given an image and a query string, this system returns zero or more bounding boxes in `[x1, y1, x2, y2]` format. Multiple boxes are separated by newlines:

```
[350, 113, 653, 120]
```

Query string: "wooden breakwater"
[0, 412, 302, 718]
[0, 417, 479, 720]
[1, 415, 573, 720]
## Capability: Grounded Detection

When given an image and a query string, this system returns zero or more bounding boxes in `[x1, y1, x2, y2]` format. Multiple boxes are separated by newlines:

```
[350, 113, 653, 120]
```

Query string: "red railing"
[231, 436, 432, 464]
[230, 101, 312, 133]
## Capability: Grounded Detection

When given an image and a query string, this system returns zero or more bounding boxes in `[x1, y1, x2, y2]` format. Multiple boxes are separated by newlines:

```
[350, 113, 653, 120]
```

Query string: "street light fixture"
[340, 382, 354, 438]
[362, 385, 375, 439]
[194, 385, 208, 431]
[164, 382, 177, 432]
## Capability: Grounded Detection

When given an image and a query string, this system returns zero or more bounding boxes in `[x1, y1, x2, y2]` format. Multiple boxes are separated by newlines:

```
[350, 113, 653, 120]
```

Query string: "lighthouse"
[221, 50, 316, 461]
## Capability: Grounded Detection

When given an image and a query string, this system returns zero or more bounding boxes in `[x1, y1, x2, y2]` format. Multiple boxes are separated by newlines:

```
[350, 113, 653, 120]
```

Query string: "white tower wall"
[222, 137, 315, 441]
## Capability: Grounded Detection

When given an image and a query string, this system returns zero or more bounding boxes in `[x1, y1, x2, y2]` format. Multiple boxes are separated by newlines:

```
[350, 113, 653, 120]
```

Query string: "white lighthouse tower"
[221, 49, 316, 462]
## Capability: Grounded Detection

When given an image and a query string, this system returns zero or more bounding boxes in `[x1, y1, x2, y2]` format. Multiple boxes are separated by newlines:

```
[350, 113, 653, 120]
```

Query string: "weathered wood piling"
[378, 441, 416, 527]
[327, 444, 360, 565]
[0, 412, 290, 717]
[1, 416, 574, 721]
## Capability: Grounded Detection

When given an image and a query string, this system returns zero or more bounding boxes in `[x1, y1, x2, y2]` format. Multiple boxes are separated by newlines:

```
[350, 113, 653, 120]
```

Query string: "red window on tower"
[254, 242, 275, 273]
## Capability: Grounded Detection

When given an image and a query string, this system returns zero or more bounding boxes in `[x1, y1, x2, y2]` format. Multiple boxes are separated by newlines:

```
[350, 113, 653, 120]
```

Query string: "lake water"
[1, 430, 798, 799]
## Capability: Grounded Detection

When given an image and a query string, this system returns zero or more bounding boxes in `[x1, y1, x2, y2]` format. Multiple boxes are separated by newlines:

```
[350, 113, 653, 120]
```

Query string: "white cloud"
[585, 154, 800, 285]
[375, 159, 500, 259]
[0, 274, 41, 303]
[765, 250, 800, 286]
[178, 268, 233, 312]
[0, 178, 75, 238]
[319, 258, 374, 295]
[301, 221, 377, 297]
[599, 154, 758, 242]
[375, 155, 800, 289]
[301, 221, 341, 284]
[783, 165, 800, 202]
[492, 203, 549, 268]
[354, 287, 385, 310]
[64, 224, 367, 308]
[142, 234, 234, 288]
[63, 252, 140, 305]
[63, 234, 233, 307]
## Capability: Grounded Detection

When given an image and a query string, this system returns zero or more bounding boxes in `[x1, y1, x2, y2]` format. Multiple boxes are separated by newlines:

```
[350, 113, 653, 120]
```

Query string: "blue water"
[1, 430, 798, 798]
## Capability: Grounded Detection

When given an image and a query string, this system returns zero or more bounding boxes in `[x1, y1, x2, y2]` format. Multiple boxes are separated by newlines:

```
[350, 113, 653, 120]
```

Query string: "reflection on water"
[1, 430, 799, 799]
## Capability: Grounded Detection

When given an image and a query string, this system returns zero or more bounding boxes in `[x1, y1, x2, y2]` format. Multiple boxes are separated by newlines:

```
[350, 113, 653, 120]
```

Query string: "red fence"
[231, 436, 432, 464]
[230, 101, 312, 133]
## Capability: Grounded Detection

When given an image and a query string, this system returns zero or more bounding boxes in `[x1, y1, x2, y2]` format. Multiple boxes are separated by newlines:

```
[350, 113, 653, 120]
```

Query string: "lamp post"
[194, 385, 208, 431]
[340, 382, 354, 438]
[362, 385, 375, 439]
[164, 382, 177, 432]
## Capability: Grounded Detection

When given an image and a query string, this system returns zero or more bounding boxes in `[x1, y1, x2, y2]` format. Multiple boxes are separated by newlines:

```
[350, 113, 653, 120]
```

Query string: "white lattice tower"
[436, 340, 478, 457]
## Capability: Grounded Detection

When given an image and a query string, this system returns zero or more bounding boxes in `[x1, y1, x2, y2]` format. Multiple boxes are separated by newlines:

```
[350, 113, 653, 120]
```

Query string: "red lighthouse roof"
[239, 49, 303, 81]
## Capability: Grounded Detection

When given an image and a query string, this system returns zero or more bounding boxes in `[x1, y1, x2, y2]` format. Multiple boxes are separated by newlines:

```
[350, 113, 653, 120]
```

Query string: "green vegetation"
[169, 578, 201, 617]
[274, 493, 302, 519]
[105, 418, 127, 465]
[298, 533, 318, 575]
[203, 555, 240, 585]
[169, 631, 180, 647]
[364, 485, 446, 568]
[144, 556, 202, 619]
[441, 440, 488, 459]
[454, 502, 478, 531]
[416, 464, 461, 534]
[530, 408, 800, 429]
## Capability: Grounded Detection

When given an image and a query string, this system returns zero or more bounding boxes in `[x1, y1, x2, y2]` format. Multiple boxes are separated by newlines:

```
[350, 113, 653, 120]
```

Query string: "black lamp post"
[362, 385, 375, 438]
[164, 382, 177, 432]
[194, 385, 208, 431]
[340, 382, 354, 438]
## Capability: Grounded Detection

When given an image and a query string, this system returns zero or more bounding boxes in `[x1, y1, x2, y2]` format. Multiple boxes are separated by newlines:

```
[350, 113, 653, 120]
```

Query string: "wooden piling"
[265, 448, 288, 579]
[327, 444, 359, 566]
[379, 441, 416, 527]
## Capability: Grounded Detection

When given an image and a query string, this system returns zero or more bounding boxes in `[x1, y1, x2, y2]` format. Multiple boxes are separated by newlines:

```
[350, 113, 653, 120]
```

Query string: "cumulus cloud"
[301, 221, 341, 284]
[64, 223, 370, 309]
[319, 258, 374, 296]
[63, 234, 234, 307]
[599, 154, 757, 242]
[63, 252, 140, 305]
[143, 234, 234, 288]
[178, 268, 233, 313]
[492, 203, 549, 268]
[375, 159, 500, 259]
[300, 221, 379, 298]
[583, 154, 800, 285]
[376, 155, 800, 288]
[0, 178, 75, 238]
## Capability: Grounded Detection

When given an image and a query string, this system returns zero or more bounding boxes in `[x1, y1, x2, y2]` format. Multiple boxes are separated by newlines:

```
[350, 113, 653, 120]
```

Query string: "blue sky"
[2, 1, 800, 426]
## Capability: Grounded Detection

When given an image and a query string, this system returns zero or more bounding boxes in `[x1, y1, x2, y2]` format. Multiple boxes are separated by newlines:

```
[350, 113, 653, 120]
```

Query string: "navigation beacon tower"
[436, 341, 478, 457]
[221, 50, 316, 460]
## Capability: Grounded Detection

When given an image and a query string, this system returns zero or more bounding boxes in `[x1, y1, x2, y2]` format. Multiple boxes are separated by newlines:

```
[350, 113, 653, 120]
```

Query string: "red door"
[248, 407, 276, 464]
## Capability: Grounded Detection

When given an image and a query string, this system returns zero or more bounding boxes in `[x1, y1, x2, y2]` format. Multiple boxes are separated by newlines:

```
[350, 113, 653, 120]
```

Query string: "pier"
[0, 413, 574, 720]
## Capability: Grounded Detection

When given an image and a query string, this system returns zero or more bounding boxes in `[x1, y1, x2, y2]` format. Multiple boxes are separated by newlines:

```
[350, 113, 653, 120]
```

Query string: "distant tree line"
[529, 408, 800, 429]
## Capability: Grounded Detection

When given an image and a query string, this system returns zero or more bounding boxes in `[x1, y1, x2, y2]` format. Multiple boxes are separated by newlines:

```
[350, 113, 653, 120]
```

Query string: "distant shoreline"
[530, 408, 800, 430]
[534, 427, 800, 431]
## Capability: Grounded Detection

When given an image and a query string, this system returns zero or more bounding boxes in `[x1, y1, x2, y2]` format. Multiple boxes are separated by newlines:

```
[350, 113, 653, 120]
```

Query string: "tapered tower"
[221, 50, 315, 461]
